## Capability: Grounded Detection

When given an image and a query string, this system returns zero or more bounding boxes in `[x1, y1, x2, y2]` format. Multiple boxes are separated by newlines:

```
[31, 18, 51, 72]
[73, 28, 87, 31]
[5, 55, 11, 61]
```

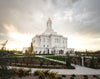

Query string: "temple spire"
[47, 18, 52, 30]
[43, 18, 57, 35]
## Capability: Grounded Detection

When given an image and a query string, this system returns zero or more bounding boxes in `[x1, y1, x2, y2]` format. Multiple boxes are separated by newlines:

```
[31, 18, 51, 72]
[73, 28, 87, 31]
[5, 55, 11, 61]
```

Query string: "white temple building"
[23, 18, 74, 55]
[30, 18, 74, 55]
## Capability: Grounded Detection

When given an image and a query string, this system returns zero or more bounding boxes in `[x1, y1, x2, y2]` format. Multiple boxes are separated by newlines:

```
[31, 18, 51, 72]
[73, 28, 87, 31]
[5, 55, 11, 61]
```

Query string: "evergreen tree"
[29, 42, 33, 54]
[25, 42, 35, 66]
[25, 42, 34, 56]
[66, 53, 71, 67]
[90, 56, 95, 68]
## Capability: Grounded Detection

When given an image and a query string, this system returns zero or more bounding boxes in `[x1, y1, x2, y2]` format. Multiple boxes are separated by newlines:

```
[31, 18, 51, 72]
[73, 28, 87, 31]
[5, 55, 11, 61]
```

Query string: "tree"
[90, 56, 95, 68]
[29, 42, 33, 54]
[40, 60, 44, 68]
[0, 50, 9, 79]
[66, 53, 71, 67]
[25, 42, 35, 67]
[25, 50, 28, 56]
[0, 40, 12, 79]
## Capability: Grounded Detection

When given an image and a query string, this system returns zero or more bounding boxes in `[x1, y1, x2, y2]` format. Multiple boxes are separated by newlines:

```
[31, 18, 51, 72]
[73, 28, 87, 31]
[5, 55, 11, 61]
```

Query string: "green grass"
[45, 56, 66, 61]
[7, 54, 52, 62]
[8, 54, 24, 57]
[7, 55, 50, 61]
[8, 54, 66, 62]
[35, 57, 52, 61]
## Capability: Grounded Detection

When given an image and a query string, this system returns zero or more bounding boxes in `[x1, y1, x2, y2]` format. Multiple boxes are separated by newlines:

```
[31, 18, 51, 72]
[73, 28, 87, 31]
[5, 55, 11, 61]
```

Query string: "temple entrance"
[59, 50, 64, 54]
[47, 49, 49, 54]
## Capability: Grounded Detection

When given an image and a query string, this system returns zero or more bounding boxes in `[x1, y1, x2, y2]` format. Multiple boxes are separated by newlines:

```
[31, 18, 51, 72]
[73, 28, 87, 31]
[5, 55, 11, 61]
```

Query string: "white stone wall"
[33, 35, 67, 48]
[32, 34, 71, 55]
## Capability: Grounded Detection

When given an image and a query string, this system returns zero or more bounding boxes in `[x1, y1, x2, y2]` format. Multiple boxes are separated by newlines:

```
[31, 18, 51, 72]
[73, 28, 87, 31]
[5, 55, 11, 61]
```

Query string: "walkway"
[9, 56, 100, 75]
[36, 55, 100, 75]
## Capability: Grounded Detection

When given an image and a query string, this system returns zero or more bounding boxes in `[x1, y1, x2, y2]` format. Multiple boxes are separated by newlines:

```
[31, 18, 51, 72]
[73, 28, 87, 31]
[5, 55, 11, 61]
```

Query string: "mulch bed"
[58, 75, 100, 79]
[11, 75, 100, 79]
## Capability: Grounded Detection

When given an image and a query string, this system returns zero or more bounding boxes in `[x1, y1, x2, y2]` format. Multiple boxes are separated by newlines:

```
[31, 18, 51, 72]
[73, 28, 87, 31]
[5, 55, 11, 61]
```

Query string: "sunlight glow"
[3, 24, 33, 50]
[7, 32, 32, 50]
[67, 34, 100, 51]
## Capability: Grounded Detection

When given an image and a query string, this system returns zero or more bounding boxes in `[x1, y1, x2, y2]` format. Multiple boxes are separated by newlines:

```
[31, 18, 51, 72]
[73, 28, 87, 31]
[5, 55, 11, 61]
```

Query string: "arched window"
[39, 51, 41, 54]
[43, 45, 45, 47]
[43, 51, 45, 54]
[59, 50, 64, 54]
[47, 45, 49, 47]
[55, 38, 60, 43]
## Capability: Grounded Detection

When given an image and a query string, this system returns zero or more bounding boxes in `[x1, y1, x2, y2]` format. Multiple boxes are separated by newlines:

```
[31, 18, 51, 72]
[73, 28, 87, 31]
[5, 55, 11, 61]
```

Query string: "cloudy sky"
[0, 0, 100, 51]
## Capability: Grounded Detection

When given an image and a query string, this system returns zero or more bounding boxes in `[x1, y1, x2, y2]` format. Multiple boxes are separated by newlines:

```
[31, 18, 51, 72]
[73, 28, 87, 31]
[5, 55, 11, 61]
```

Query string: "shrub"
[0, 69, 14, 79]
[72, 74, 76, 77]
[62, 75, 66, 77]
[58, 77, 62, 79]
[49, 72, 58, 79]
[34, 70, 58, 79]
[67, 66, 75, 69]
[17, 69, 24, 77]
[93, 75, 98, 78]
[34, 70, 40, 76]
[39, 71, 46, 79]
[11, 68, 17, 75]
[43, 70, 49, 77]
[39, 76, 45, 79]
[84, 77, 88, 79]
[40, 60, 44, 67]
[83, 75, 88, 78]
[11, 68, 30, 78]
[70, 77, 74, 79]
[24, 69, 31, 76]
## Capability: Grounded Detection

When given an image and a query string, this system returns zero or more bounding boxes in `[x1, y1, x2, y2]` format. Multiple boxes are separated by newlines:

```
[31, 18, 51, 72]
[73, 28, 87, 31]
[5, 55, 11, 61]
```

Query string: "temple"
[23, 18, 74, 55]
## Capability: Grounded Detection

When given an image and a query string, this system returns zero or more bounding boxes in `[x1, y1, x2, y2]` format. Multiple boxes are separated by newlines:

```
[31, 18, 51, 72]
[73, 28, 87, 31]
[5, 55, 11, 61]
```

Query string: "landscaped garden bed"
[0, 56, 75, 69]
[6, 68, 100, 79]
[46, 55, 100, 69]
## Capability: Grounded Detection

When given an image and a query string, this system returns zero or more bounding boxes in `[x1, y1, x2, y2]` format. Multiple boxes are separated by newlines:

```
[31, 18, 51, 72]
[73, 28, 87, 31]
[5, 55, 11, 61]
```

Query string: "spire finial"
[47, 17, 52, 30]
[48, 18, 51, 22]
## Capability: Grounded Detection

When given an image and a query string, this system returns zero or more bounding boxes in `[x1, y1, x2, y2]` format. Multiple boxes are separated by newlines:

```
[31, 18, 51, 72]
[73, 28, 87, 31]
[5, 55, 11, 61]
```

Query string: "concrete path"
[8, 56, 100, 75]
[36, 55, 100, 75]
[9, 65, 100, 75]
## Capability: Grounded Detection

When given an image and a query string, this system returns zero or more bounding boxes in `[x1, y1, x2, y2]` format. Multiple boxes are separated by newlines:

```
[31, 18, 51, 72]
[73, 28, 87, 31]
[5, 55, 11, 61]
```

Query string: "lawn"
[8, 54, 24, 57]
[45, 56, 67, 61]
[35, 57, 51, 61]
[7, 54, 54, 62]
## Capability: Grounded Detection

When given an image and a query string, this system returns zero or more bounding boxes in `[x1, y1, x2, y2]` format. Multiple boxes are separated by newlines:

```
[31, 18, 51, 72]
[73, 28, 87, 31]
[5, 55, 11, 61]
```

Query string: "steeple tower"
[47, 18, 52, 30]
[43, 18, 57, 35]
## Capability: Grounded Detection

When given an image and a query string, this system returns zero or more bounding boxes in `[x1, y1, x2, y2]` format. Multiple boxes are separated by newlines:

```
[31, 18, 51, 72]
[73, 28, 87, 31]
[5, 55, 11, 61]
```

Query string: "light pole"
[81, 53, 84, 66]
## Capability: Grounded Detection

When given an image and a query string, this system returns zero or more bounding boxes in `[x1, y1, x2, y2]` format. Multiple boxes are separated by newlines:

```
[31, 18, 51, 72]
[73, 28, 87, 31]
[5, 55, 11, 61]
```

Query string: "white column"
[81, 56, 84, 66]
